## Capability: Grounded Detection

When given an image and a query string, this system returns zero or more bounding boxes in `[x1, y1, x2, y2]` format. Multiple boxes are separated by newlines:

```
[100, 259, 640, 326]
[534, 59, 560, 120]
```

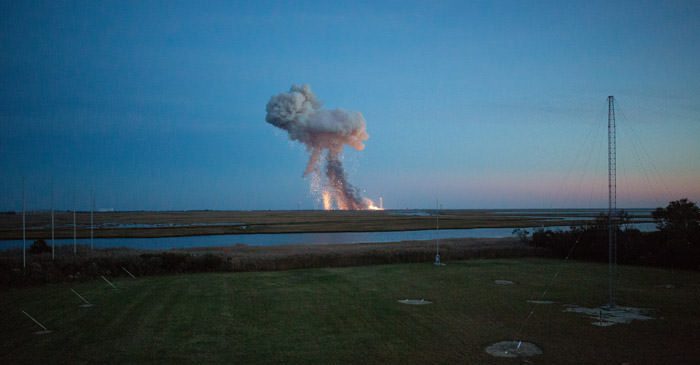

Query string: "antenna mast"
[90, 191, 94, 251]
[22, 177, 26, 269]
[434, 199, 442, 266]
[51, 181, 55, 260]
[607, 95, 617, 308]
[73, 196, 77, 256]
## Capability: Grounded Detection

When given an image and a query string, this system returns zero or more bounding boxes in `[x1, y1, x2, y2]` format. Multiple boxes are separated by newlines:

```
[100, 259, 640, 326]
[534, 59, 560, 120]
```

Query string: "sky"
[1, 0, 699, 211]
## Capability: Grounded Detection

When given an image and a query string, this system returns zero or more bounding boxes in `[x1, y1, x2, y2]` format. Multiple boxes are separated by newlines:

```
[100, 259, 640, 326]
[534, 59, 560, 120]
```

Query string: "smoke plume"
[265, 84, 377, 210]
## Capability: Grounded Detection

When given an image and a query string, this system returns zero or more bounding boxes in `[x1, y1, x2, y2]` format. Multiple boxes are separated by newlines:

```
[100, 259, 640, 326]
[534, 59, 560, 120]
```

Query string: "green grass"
[1, 258, 699, 364]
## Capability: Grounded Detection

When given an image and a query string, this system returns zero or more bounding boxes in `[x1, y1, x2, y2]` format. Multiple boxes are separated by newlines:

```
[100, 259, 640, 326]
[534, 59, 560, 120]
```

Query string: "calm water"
[0, 223, 656, 251]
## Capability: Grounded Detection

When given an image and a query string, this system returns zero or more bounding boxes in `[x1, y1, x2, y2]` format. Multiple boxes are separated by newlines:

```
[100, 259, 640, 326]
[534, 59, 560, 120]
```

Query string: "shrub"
[528, 202, 700, 270]
[29, 239, 51, 254]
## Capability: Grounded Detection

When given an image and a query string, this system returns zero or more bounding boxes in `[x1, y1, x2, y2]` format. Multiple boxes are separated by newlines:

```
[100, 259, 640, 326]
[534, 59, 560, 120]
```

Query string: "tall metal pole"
[434, 199, 441, 266]
[51, 181, 55, 260]
[73, 196, 77, 256]
[22, 177, 26, 269]
[90, 191, 94, 251]
[607, 96, 617, 308]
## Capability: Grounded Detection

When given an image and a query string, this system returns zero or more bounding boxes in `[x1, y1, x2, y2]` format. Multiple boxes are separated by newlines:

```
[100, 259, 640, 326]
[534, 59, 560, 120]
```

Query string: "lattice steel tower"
[607, 95, 617, 308]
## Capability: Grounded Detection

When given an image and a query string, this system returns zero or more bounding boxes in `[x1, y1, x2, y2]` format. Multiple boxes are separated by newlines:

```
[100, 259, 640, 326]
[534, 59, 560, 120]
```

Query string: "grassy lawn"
[1, 258, 699, 364]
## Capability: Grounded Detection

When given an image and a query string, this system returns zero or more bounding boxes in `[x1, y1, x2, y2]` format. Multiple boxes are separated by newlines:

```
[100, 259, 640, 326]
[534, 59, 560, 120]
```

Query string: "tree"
[586, 209, 631, 232]
[653, 199, 700, 244]
[512, 228, 530, 243]
[29, 239, 51, 254]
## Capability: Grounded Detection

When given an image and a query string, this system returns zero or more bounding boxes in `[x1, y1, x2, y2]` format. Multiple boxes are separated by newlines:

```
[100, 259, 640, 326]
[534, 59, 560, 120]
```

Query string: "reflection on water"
[0, 222, 656, 251]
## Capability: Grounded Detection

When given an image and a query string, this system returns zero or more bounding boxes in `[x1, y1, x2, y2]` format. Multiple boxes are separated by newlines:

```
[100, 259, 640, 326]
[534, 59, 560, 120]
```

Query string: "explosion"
[265, 84, 381, 210]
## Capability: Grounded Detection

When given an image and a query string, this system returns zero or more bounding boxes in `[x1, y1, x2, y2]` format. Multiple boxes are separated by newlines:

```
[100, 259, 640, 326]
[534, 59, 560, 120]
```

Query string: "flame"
[322, 191, 332, 210]
[319, 192, 383, 211]
[363, 198, 383, 210]
[335, 195, 349, 210]
[314, 175, 383, 211]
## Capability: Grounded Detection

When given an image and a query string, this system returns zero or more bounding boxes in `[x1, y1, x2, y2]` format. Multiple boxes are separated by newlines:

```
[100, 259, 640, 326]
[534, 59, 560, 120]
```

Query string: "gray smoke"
[265, 84, 371, 210]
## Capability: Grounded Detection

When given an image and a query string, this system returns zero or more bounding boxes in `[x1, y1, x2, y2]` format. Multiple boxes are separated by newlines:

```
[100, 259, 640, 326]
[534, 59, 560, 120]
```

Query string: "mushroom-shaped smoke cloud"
[265, 84, 377, 210]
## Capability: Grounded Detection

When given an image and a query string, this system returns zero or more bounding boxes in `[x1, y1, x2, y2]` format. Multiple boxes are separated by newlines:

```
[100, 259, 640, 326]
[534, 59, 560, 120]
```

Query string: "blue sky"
[1, 0, 699, 210]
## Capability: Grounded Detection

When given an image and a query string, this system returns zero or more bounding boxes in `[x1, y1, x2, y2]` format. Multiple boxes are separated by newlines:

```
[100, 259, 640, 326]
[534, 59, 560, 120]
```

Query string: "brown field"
[179, 237, 537, 271]
[0, 209, 581, 240]
[0, 237, 538, 286]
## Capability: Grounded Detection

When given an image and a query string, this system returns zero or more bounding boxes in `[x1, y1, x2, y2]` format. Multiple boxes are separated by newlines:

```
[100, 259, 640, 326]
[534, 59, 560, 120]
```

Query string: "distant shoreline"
[0, 209, 653, 240]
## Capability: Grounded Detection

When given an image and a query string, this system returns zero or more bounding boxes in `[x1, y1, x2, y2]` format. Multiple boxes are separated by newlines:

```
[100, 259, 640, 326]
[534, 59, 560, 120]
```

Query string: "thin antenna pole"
[101, 275, 118, 289]
[21, 310, 50, 332]
[70, 288, 93, 307]
[22, 177, 26, 269]
[607, 95, 617, 308]
[121, 266, 137, 279]
[73, 195, 77, 256]
[51, 180, 55, 260]
[436, 199, 439, 255]
[90, 191, 94, 251]
[434, 199, 441, 265]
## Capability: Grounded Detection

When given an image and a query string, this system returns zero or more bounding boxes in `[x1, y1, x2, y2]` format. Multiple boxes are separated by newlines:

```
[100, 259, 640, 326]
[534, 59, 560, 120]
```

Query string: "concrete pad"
[397, 299, 432, 305]
[495, 280, 514, 285]
[564, 305, 654, 326]
[527, 300, 555, 304]
[485, 340, 542, 358]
